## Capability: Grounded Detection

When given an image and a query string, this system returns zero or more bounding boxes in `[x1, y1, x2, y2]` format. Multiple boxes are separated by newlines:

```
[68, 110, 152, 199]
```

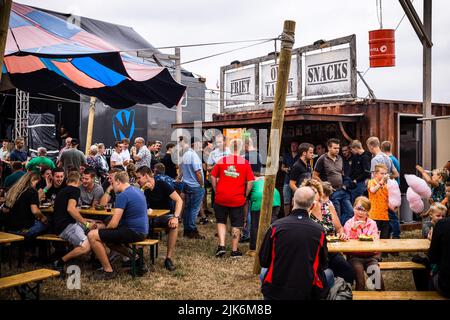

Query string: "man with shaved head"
[259, 186, 329, 300]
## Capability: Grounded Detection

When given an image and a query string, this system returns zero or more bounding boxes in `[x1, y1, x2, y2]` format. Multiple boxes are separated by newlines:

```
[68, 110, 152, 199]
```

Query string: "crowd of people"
[261, 136, 450, 299]
[0, 133, 449, 298]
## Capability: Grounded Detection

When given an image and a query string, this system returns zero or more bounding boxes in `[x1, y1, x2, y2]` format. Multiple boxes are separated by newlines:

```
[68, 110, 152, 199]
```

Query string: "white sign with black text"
[224, 65, 255, 108]
[260, 56, 298, 102]
[305, 47, 351, 97]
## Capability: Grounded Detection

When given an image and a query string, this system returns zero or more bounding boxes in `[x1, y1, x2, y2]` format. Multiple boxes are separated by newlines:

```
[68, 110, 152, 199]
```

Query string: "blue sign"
[112, 109, 136, 141]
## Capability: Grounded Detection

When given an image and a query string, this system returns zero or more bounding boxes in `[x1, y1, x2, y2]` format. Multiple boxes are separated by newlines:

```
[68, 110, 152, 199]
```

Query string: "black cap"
[71, 138, 79, 145]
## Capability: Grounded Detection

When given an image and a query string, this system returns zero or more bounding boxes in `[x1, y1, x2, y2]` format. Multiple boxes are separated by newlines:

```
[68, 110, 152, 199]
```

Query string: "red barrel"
[369, 29, 395, 67]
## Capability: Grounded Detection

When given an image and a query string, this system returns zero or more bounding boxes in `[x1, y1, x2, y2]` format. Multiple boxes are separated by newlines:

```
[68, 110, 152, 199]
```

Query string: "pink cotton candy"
[404, 174, 432, 198]
[387, 179, 401, 208]
[406, 187, 425, 213]
[409, 199, 424, 213]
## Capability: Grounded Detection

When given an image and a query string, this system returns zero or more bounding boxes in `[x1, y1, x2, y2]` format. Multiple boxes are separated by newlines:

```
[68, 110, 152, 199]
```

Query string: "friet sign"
[305, 47, 352, 97]
[224, 65, 255, 108]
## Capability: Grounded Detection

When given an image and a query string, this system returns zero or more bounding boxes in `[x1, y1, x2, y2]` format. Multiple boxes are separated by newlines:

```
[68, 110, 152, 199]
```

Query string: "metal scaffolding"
[14, 89, 29, 143]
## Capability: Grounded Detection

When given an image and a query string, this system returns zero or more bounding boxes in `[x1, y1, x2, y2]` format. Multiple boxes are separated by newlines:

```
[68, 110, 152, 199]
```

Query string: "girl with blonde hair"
[2, 172, 48, 238]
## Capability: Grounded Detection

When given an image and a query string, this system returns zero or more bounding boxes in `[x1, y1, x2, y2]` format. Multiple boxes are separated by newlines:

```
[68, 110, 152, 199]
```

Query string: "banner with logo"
[80, 98, 148, 156]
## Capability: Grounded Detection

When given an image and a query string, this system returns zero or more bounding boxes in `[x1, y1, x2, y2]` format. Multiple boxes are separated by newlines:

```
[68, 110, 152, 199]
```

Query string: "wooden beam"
[253, 20, 295, 274]
[85, 97, 96, 155]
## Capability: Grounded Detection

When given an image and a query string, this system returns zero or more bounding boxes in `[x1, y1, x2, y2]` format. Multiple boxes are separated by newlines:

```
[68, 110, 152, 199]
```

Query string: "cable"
[179, 39, 275, 66]
[357, 67, 371, 84]
[120, 38, 277, 53]
[0, 93, 80, 104]
[37, 93, 80, 104]
[379, 0, 383, 29]
[153, 38, 277, 50]
[395, 0, 414, 31]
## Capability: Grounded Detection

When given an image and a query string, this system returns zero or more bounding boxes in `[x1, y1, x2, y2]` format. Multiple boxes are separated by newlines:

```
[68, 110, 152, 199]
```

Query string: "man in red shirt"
[211, 139, 255, 258]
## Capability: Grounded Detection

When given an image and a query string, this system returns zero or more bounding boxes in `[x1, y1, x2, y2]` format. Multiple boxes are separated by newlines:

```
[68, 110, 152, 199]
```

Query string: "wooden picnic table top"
[327, 239, 430, 253]
[40, 207, 170, 218]
[0, 232, 25, 245]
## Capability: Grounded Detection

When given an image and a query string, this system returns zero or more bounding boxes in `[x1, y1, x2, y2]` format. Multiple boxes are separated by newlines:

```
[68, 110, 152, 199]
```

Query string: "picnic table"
[41, 207, 170, 218]
[40, 207, 170, 238]
[0, 232, 25, 276]
[327, 239, 430, 253]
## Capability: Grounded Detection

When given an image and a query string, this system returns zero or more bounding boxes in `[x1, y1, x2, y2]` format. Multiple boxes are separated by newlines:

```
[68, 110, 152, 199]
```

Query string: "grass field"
[0, 221, 422, 300]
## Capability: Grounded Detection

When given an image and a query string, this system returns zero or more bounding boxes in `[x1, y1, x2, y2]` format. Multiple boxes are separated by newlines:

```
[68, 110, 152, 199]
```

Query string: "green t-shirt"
[250, 178, 281, 212]
[26, 156, 56, 173]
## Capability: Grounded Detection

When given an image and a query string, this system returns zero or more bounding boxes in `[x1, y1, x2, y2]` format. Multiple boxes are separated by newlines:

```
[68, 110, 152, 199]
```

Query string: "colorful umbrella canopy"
[2, 2, 186, 108]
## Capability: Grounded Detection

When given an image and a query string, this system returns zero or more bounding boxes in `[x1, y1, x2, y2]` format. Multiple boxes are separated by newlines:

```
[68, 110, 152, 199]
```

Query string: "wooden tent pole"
[253, 20, 295, 274]
[85, 97, 96, 155]
[0, 0, 12, 84]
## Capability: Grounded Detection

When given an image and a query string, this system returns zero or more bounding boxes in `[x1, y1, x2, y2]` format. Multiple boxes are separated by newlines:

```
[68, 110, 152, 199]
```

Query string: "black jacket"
[350, 151, 371, 183]
[259, 209, 329, 300]
[429, 217, 450, 297]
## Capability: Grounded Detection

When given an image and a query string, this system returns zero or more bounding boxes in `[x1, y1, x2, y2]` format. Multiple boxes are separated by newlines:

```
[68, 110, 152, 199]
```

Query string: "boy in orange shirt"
[368, 164, 391, 239]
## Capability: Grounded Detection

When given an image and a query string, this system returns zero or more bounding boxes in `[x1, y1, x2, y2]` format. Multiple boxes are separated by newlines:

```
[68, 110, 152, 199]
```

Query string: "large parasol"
[2, 2, 186, 108]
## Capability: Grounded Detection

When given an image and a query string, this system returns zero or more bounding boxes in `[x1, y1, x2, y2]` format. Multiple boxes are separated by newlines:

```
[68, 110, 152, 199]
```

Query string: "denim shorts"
[283, 184, 292, 205]
[150, 213, 175, 228]
[59, 223, 87, 247]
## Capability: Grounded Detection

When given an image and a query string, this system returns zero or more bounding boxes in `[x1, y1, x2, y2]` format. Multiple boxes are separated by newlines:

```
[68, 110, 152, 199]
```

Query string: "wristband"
[43, 187, 48, 193]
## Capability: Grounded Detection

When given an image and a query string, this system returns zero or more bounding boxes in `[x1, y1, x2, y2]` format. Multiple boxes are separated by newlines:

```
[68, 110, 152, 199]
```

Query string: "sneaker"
[184, 231, 206, 239]
[91, 269, 117, 281]
[199, 217, 210, 225]
[215, 246, 226, 258]
[164, 258, 176, 271]
[231, 250, 243, 258]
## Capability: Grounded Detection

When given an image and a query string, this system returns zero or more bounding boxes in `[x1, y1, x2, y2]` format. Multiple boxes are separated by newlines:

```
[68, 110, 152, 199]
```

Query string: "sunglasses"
[355, 206, 368, 212]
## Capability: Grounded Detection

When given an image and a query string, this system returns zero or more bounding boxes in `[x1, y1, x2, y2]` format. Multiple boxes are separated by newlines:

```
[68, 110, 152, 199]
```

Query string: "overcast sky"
[18, 0, 450, 103]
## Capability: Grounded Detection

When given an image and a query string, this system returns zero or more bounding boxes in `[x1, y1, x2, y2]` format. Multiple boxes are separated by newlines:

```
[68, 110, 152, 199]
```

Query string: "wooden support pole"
[0, 0, 12, 84]
[85, 97, 96, 155]
[253, 20, 295, 274]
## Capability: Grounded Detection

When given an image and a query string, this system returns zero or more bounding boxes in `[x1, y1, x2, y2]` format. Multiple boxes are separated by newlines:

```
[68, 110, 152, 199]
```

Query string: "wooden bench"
[379, 261, 426, 270]
[36, 234, 68, 260]
[129, 239, 159, 278]
[36, 234, 67, 242]
[0, 269, 60, 300]
[353, 291, 448, 300]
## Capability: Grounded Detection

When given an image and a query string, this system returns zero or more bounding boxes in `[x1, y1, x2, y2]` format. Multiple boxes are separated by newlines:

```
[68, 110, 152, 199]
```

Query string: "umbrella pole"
[85, 97, 96, 155]
[0, 0, 12, 84]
